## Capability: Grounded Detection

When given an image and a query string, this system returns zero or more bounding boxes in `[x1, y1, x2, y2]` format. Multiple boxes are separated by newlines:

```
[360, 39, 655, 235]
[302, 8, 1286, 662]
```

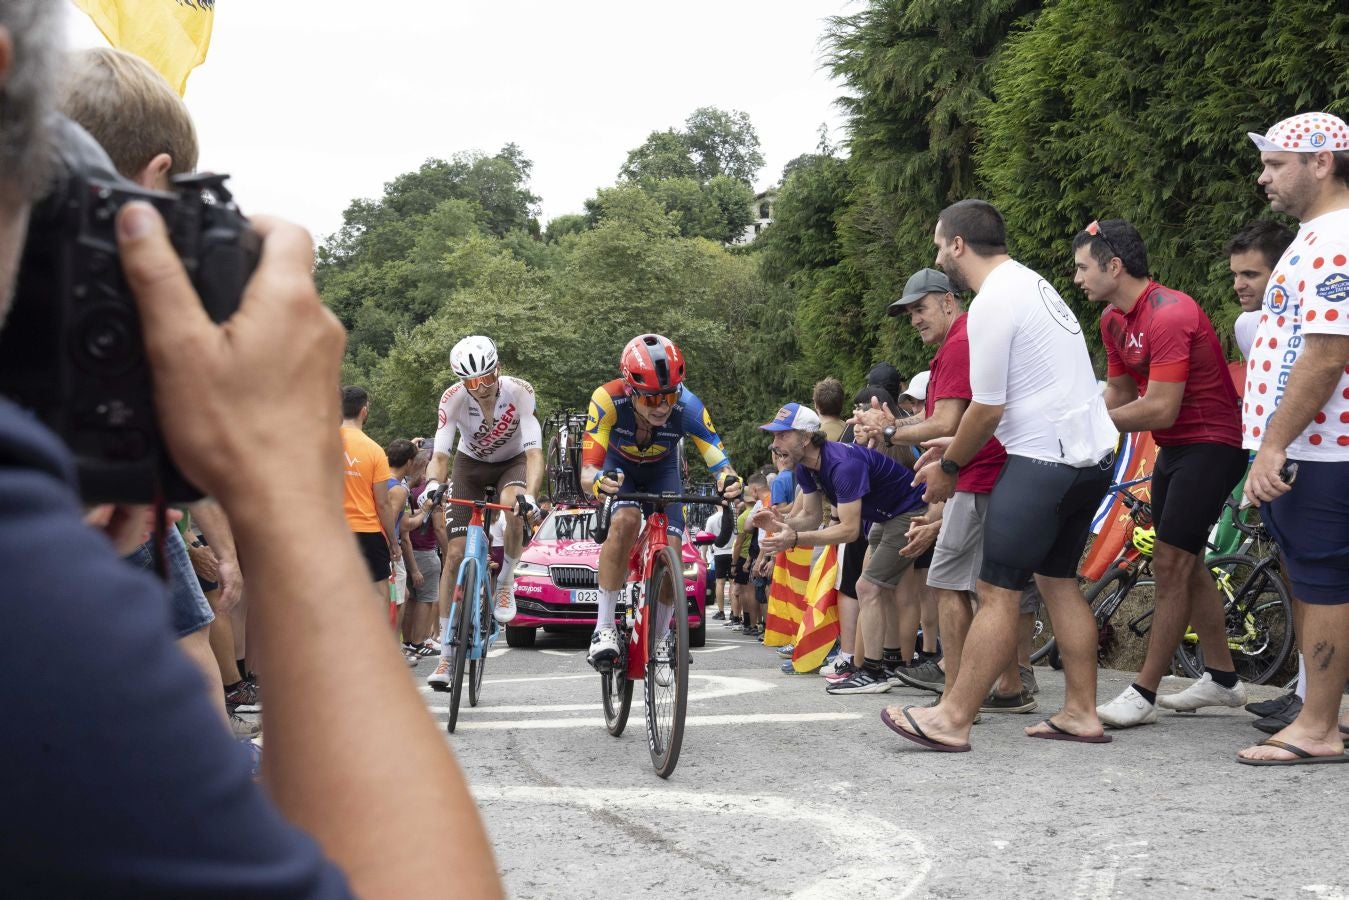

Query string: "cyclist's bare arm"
[523, 446, 545, 498]
[427, 450, 451, 487]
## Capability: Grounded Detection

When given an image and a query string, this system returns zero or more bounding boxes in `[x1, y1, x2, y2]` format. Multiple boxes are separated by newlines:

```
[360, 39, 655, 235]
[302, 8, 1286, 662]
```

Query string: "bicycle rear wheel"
[446, 559, 476, 734]
[601, 638, 634, 736]
[468, 572, 491, 707]
[644, 545, 689, 778]
[1174, 554, 1293, 685]
[1046, 567, 1141, 670]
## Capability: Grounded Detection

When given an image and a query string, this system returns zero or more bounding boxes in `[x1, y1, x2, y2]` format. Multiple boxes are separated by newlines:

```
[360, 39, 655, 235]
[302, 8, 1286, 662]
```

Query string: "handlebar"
[1107, 477, 1153, 527]
[592, 472, 740, 545]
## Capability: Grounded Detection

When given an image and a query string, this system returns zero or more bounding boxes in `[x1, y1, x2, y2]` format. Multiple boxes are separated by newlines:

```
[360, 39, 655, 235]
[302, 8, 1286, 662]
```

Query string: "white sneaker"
[426, 658, 452, 691]
[1097, 685, 1158, 727]
[1156, 672, 1248, 711]
[820, 656, 851, 679]
[493, 582, 517, 624]
[587, 627, 621, 670]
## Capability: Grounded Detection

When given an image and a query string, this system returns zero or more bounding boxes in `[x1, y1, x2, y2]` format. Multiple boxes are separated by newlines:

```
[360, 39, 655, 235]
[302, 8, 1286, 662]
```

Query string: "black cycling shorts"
[1151, 442, 1248, 556]
[838, 532, 868, 598]
[981, 454, 1113, 590]
[714, 554, 732, 580]
[733, 556, 750, 585]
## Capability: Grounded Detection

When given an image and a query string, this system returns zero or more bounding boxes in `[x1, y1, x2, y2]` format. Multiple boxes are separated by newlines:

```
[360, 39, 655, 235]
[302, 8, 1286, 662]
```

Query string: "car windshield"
[538, 509, 597, 542]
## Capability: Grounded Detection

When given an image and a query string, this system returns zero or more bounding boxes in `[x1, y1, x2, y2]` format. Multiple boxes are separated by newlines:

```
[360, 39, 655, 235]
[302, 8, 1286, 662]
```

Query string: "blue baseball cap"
[759, 402, 822, 433]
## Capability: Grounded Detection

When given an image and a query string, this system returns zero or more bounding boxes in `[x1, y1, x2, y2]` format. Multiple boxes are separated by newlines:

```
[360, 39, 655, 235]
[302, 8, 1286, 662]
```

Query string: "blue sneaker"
[781, 659, 818, 675]
[776, 643, 795, 657]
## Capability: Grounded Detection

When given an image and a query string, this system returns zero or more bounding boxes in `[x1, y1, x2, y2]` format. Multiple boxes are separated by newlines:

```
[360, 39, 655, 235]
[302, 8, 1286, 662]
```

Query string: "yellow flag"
[72, 0, 214, 96]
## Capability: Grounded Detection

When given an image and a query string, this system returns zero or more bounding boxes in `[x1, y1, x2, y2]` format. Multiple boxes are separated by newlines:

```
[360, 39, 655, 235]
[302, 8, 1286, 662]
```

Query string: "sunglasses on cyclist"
[462, 371, 498, 390]
[630, 386, 681, 408]
[1085, 219, 1122, 263]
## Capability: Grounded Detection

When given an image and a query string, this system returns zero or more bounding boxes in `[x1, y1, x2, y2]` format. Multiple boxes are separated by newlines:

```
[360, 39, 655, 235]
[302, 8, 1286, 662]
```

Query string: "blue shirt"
[0, 398, 350, 896]
[770, 470, 796, 506]
[796, 442, 925, 526]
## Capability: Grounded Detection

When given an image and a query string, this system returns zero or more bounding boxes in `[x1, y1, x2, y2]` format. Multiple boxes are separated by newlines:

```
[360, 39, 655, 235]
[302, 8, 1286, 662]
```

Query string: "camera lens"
[74, 305, 141, 374]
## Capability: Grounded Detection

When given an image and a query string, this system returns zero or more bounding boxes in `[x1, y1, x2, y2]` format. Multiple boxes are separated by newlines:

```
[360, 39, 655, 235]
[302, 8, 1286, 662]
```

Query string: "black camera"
[0, 115, 259, 503]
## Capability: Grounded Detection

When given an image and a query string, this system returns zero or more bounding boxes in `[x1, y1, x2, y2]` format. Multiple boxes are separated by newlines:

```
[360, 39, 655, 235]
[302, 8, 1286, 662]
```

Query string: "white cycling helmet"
[450, 335, 498, 379]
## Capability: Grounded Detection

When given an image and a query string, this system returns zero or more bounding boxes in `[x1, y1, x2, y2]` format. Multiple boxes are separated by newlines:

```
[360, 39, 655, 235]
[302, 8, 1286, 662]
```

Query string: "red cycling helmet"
[621, 334, 685, 394]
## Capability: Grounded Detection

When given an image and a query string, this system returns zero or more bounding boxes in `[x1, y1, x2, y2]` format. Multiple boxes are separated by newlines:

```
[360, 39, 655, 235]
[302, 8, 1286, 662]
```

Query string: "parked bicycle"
[432, 486, 517, 733]
[591, 474, 736, 778]
[543, 410, 588, 503]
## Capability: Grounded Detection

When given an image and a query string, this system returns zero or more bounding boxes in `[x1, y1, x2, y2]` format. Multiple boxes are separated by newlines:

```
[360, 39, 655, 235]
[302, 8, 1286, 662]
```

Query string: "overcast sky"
[62, 1, 853, 243]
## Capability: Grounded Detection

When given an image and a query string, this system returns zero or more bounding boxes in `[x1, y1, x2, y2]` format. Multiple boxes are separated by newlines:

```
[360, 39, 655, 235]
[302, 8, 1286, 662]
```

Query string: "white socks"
[1296, 653, 1306, 700]
[595, 588, 621, 634]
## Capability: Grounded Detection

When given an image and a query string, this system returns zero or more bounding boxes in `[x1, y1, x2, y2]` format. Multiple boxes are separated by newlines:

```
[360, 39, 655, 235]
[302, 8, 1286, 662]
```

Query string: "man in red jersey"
[1074, 219, 1249, 728]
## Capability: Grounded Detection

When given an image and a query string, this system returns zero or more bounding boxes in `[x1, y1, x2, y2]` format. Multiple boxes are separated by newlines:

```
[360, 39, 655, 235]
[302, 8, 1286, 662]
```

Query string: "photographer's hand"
[115, 202, 502, 898]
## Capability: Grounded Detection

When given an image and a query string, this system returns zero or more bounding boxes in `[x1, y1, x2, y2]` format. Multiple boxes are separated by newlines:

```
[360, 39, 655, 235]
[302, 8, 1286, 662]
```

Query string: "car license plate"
[571, 589, 599, 604]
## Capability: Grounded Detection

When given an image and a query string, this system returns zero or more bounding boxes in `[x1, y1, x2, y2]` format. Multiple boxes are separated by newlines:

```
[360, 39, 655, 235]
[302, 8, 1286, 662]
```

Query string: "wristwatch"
[882, 425, 897, 446]
[939, 457, 962, 476]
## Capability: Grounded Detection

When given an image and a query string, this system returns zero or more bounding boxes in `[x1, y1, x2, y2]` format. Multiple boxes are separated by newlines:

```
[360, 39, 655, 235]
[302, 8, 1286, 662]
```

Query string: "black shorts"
[733, 557, 750, 585]
[981, 454, 1113, 590]
[913, 545, 934, 571]
[354, 531, 391, 584]
[1151, 442, 1248, 555]
[838, 532, 868, 599]
[445, 451, 527, 539]
[714, 554, 732, 579]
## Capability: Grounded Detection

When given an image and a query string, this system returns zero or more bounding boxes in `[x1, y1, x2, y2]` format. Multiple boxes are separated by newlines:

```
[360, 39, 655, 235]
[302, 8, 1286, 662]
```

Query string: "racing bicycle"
[591, 475, 736, 778]
[433, 487, 515, 733]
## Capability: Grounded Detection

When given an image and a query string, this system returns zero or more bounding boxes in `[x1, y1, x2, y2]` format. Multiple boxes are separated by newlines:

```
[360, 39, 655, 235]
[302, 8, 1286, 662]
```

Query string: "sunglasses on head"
[630, 386, 680, 408]
[1085, 219, 1122, 263]
[462, 371, 498, 390]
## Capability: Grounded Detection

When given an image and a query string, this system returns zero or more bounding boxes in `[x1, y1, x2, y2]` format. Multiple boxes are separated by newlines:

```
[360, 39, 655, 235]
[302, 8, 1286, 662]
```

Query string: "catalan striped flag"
[763, 546, 812, 646]
[73, 0, 215, 96]
[791, 546, 839, 673]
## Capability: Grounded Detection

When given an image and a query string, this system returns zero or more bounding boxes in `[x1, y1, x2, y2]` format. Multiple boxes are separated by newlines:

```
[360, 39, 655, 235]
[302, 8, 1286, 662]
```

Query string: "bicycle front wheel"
[468, 572, 492, 707]
[644, 545, 689, 779]
[446, 559, 476, 734]
[601, 645, 634, 736]
[1175, 554, 1293, 685]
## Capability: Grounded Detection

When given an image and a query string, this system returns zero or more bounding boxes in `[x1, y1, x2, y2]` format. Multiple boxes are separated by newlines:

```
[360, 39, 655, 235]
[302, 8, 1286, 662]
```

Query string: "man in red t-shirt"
[857, 268, 1037, 715]
[1073, 219, 1249, 728]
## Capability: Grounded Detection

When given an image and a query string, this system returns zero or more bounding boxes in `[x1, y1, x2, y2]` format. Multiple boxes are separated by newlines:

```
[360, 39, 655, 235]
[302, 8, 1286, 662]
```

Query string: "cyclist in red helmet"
[580, 334, 741, 668]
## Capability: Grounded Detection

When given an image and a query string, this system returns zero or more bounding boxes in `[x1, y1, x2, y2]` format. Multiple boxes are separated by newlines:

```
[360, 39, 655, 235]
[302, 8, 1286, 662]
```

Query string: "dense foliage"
[321, 2, 1347, 475]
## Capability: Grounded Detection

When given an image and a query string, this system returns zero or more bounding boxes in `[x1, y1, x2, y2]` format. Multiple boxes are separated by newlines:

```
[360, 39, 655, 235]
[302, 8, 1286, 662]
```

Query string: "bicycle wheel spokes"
[446, 559, 476, 734]
[644, 546, 689, 778]
[601, 649, 633, 737]
[469, 573, 491, 707]
[1177, 554, 1294, 685]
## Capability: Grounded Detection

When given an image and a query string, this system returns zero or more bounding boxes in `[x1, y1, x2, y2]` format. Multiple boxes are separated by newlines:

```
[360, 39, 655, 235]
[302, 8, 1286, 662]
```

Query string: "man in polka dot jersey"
[1238, 111, 1349, 767]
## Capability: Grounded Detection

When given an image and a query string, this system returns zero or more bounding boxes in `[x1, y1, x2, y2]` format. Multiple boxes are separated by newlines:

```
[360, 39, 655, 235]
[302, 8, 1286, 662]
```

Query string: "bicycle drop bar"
[442, 496, 516, 512]
[593, 486, 737, 545]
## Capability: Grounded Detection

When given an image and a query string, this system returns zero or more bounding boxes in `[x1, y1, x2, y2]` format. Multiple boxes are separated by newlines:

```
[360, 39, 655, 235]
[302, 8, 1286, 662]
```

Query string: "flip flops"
[1236, 738, 1349, 767]
[1026, 718, 1112, 743]
[880, 706, 971, 753]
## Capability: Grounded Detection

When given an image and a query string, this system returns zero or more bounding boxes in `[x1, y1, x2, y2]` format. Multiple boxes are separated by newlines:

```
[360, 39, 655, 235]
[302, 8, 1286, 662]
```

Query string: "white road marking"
[1072, 840, 1148, 899]
[690, 644, 736, 654]
[472, 785, 930, 898]
[539, 649, 579, 657]
[443, 712, 861, 729]
[487, 647, 509, 658]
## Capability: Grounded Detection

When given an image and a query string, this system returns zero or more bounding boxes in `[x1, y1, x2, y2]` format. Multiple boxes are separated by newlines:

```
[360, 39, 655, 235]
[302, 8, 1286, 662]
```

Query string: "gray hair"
[0, 0, 62, 202]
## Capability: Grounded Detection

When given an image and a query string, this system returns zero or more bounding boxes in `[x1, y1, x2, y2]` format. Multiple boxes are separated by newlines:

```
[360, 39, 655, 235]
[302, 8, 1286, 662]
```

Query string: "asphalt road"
[412, 625, 1346, 899]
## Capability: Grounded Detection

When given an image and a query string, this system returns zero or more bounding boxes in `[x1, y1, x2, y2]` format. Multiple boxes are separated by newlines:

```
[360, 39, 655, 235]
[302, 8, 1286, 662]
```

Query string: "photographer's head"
[59, 47, 197, 189]
[0, 0, 60, 324]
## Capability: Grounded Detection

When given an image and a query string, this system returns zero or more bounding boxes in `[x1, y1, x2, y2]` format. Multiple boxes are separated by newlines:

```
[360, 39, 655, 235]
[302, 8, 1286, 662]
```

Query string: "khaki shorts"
[861, 508, 925, 587]
[446, 451, 526, 538]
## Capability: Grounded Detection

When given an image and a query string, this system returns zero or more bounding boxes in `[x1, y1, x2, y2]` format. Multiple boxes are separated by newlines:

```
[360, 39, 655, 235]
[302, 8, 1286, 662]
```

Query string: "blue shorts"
[606, 455, 685, 536]
[126, 527, 216, 638]
[1260, 460, 1349, 605]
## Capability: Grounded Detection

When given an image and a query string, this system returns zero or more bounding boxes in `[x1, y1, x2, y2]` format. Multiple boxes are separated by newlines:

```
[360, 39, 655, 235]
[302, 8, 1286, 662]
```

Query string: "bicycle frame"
[442, 496, 514, 658]
[621, 510, 677, 681]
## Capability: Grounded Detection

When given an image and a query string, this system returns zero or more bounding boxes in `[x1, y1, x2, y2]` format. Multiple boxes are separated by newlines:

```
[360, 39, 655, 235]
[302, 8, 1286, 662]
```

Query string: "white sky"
[62, 1, 853, 244]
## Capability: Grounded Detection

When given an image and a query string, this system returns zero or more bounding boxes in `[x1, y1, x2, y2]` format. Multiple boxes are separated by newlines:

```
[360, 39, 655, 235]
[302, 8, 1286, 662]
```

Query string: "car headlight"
[514, 561, 549, 578]
[682, 563, 700, 578]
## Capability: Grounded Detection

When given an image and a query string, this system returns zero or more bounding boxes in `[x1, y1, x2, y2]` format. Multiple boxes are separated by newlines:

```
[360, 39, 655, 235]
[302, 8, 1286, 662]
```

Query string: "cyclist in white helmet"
[423, 336, 543, 690]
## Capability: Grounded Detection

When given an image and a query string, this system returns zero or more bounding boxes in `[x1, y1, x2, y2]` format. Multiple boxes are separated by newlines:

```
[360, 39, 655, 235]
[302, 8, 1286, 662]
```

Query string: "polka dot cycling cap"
[1248, 112, 1349, 153]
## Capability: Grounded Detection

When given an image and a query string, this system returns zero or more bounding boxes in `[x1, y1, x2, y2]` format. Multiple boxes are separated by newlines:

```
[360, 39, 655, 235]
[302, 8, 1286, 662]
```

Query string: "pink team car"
[506, 504, 712, 649]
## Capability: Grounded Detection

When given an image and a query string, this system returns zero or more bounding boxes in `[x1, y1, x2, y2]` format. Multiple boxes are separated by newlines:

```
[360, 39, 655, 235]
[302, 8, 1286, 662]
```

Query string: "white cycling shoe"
[587, 627, 621, 670]
[493, 582, 517, 624]
[426, 658, 452, 691]
[1156, 672, 1248, 711]
[1096, 685, 1158, 727]
[653, 633, 675, 687]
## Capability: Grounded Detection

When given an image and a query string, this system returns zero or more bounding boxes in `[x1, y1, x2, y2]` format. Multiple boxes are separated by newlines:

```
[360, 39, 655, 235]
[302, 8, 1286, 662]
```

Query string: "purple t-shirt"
[796, 441, 925, 527]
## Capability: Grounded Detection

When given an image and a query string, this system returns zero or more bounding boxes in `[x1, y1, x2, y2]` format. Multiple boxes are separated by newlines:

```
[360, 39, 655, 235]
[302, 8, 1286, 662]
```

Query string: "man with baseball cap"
[754, 403, 928, 694]
[1237, 112, 1349, 766]
[858, 267, 1035, 714]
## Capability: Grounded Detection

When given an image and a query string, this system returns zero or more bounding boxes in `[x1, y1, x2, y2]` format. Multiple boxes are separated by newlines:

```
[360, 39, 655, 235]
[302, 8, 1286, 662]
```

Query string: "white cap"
[759, 402, 822, 433]
[1247, 112, 1349, 153]
[901, 371, 930, 401]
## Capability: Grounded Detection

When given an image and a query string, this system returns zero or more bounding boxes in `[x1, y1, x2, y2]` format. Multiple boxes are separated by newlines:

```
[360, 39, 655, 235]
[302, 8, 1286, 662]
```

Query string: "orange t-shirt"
[341, 427, 391, 533]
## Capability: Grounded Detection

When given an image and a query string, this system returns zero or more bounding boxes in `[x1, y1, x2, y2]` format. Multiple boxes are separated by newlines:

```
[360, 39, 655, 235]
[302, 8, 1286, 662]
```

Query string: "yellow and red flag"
[72, 0, 214, 96]
[791, 546, 840, 672]
[763, 546, 812, 647]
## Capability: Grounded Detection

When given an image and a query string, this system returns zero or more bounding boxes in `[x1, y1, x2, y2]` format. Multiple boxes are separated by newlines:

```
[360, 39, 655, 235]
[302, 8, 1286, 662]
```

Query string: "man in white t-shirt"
[1225, 220, 1295, 359]
[882, 200, 1117, 754]
[1236, 112, 1349, 767]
